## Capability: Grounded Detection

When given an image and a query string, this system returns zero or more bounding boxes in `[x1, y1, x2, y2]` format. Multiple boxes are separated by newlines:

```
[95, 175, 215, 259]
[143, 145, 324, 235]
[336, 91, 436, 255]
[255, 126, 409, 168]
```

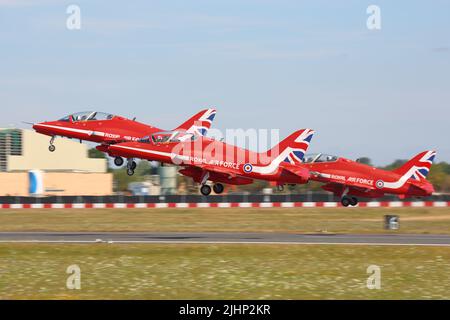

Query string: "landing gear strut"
[126, 159, 137, 176]
[114, 157, 124, 167]
[213, 183, 224, 194]
[49, 136, 56, 152]
[199, 172, 211, 196]
[341, 196, 358, 207]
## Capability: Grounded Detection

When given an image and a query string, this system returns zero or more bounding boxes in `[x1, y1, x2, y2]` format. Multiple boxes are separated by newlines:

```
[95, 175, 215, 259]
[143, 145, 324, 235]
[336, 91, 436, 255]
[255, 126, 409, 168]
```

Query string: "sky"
[0, 0, 449, 165]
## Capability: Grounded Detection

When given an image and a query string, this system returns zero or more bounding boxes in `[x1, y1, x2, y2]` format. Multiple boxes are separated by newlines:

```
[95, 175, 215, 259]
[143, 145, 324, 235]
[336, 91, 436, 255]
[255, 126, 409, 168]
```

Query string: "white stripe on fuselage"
[252, 147, 298, 175]
[35, 124, 96, 136]
[114, 145, 296, 177]
[252, 130, 312, 175]
[383, 165, 428, 189]
[113, 145, 175, 159]
[115, 130, 312, 177]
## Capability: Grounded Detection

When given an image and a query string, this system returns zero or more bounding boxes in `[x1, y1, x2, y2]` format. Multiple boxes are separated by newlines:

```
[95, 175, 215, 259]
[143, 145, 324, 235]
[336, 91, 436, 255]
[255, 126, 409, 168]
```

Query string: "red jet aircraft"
[302, 151, 436, 206]
[32, 109, 216, 175]
[106, 128, 315, 195]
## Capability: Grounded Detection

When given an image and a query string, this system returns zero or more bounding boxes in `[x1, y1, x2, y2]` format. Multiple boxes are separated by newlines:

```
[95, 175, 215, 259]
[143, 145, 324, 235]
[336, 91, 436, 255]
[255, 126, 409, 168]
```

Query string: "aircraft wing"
[191, 164, 238, 178]
[279, 163, 310, 181]
[282, 166, 310, 180]
[179, 163, 253, 185]
[321, 181, 377, 196]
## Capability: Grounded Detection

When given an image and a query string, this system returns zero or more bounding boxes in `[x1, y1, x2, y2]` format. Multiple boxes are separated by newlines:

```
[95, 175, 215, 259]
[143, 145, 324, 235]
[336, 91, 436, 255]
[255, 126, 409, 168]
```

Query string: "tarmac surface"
[0, 232, 450, 246]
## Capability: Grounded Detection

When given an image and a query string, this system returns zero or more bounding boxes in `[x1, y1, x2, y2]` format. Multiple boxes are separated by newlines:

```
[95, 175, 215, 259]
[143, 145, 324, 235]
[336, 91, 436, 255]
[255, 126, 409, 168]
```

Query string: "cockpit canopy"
[303, 153, 338, 163]
[59, 111, 115, 122]
[139, 131, 198, 144]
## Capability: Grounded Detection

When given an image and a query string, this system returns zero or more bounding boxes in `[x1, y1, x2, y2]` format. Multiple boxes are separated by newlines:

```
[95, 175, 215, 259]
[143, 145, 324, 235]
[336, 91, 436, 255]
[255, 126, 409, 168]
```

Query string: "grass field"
[0, 243, 449, 299]
[0, 207, 449, 234]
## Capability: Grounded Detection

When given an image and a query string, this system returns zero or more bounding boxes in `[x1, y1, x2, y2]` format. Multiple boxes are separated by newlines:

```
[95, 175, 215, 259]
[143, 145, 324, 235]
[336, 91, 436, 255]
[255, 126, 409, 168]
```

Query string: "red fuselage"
[33, 116, 160, 145]
[108, 137, 310, 186]
[304, 157, 434, 199]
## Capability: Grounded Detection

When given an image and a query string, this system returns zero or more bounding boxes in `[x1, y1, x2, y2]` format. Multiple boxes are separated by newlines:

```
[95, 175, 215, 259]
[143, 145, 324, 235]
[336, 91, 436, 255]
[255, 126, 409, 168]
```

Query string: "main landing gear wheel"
[213, 183, 224, 194]
[49, 136, 56, 152]
[127, 168, 135, 176]
[114, 157, 124, 167]
[200, 185, 212, 196]
[127, 160, 137, 170]
[341, 196, 358, 207]
[277, 185, 284, 192]
[341, 197, 351, 207]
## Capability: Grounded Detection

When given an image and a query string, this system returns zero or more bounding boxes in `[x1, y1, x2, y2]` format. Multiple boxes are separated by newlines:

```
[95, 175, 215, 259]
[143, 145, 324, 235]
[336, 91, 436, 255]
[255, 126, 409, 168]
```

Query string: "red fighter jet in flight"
[302, 151, 436, 207]
[32, 109, 216, 175]
[106, 128, 315, 195]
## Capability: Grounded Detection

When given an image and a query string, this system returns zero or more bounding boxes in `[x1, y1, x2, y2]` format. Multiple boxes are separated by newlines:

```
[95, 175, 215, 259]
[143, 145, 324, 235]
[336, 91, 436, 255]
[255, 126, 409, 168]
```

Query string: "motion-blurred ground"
[0, 244, 449, 299]
[0, 207, 448, 234]
[0, 207, 449, 299]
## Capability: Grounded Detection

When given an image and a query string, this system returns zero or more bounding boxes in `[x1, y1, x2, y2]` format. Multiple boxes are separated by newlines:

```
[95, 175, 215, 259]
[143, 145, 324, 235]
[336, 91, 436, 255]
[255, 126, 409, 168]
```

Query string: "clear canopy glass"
[303, 153, 338, 163]
[59, 111, 115, 122]
[139, 131, 198, 144]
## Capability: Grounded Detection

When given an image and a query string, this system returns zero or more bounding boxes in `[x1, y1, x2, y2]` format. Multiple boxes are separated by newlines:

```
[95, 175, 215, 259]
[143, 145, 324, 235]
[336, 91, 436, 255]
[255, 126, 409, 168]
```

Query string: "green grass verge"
[0, 243, 449, 299]
[0, 207, 449, 234]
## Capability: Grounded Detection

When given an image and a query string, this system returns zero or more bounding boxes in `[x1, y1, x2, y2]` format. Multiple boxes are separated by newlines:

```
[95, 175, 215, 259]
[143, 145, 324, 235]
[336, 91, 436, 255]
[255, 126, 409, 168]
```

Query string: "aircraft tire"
[131, 161, 137, 170]
[350, 197, 358, 206]
[127, 169, 135, 176]
[114, 157, 124, 167]
[213, 183, 224, 194]
[200, 185, 212, 196]
[277, 185, 284, 192]
[49, 145, 56, 152]
[341, 197, 351, 207]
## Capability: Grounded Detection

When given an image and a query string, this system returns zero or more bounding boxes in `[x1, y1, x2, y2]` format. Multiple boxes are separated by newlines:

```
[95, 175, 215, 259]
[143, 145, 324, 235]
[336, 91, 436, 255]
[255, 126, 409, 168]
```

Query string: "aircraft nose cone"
[32, 123, 42, 131]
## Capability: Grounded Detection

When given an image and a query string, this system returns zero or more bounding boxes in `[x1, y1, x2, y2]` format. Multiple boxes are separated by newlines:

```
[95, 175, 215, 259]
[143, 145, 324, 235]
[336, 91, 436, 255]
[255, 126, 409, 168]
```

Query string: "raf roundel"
[243, 163, 253, 173]
[376, 180, 385, 189]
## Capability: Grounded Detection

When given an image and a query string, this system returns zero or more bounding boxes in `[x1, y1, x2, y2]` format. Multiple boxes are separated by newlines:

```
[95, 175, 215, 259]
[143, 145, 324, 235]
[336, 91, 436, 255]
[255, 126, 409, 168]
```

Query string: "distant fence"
[0, 193, 449, 209]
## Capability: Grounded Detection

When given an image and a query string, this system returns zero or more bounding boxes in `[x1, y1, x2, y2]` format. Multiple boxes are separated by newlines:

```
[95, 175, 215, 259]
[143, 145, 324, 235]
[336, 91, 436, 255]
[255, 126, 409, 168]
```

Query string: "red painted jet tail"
[174, 108, 216, 136]
[392, 150, 436, 181]
[262, 129, 315, 164]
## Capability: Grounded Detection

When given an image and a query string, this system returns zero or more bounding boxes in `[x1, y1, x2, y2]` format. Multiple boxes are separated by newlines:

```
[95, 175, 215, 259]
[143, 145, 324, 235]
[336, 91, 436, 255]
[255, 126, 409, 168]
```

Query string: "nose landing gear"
[48, 137, 56, 152]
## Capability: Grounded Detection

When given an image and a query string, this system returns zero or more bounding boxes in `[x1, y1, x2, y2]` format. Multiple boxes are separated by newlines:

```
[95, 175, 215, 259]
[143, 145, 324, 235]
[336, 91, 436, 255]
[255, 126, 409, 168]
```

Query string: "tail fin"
[393, 150, 436, 181]
[174, 108, 216, 136]
[264, 129, 315, 164]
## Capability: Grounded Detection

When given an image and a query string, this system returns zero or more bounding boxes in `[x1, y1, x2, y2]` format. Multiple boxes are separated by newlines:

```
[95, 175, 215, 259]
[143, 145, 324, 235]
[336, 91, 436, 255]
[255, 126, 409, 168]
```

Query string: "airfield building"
[0, 128, 112, 196]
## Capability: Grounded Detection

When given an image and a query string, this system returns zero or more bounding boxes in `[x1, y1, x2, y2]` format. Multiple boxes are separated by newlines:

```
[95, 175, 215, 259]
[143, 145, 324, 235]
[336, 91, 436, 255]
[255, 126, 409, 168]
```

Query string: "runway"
[0, 232, 450, 246]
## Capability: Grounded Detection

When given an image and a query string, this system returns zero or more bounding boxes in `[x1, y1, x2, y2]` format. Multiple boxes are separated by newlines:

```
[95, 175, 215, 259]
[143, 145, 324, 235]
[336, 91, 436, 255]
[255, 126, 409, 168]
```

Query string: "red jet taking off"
[302, 151, 436, 206]
[32, 109, 216, 175]
[107, 128, 315, 195]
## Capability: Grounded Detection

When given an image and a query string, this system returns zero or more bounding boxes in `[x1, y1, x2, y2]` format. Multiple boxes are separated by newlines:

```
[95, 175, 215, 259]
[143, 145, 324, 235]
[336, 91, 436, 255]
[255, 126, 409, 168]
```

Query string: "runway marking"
[1, 201, 449, 209]
[0, 240, 449, 246]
